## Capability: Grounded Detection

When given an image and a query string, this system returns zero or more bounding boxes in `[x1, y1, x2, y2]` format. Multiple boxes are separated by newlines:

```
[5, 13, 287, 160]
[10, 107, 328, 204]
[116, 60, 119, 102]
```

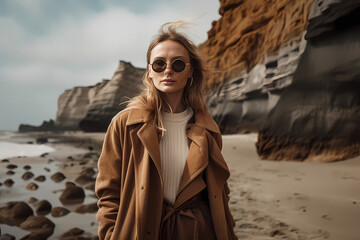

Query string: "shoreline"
[1, 132, 360, 239]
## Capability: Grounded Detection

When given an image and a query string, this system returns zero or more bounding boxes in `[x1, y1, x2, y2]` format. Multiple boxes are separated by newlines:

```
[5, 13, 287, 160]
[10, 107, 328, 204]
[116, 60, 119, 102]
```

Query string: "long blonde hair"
[125, 21, 207, 131]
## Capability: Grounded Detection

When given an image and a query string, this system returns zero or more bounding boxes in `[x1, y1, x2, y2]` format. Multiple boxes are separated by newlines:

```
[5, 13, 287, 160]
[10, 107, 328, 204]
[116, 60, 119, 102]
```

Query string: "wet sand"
[223, 134, 360, 240]
[1, 132, 360, 239]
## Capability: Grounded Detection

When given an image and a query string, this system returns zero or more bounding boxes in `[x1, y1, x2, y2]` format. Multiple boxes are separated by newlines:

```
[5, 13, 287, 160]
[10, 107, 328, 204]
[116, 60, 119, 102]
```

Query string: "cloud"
[0, 0, 220, 130]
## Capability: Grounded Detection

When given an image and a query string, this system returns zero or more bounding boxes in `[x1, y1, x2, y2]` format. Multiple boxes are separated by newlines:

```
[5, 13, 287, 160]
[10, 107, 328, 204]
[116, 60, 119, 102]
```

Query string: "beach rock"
[18, 119, 58, 132]
[6, 164, 17, 169]
[0, 234, 15, 240]
[256, 0, 360, 162]
[51, 207, 70, 217]
[83, 181, 96, 191]
[22, 172, 34, 181]
[23, 165, 31, 170]
[34, 175, 46, 182]
[74, 202, 98, 214]
[34, 200, 52, 215]
[65, 181, 76, 188]
[6, 170, 15, 175]
[0, 201, 33, 226]
[25, 182, 39, 191]
[59, 184, 85, 205]
[40, 153, 49, 158]
[19, 216, 55, 238]
[1, 159, 9, 162]
[51, 172, 66, 182]
[28, 197, 38, 204]
[44, 167, 51, 172]
[36, 137, 48, 144]
[3, 179, 14, 187]
[78, 61, 145, 132]
[75, 175, 95, 186]
[60, 227, 84, 239]
[19, 232, 50, 240]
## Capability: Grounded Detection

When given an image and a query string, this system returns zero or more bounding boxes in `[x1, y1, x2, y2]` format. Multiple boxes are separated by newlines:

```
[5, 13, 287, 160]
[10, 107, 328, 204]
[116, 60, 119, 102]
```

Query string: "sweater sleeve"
[95, 116, 123, 240]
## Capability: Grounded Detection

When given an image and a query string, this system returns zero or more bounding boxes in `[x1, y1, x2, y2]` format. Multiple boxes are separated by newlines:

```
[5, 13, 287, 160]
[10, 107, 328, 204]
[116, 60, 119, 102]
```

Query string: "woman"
[95, 22, 237, 240]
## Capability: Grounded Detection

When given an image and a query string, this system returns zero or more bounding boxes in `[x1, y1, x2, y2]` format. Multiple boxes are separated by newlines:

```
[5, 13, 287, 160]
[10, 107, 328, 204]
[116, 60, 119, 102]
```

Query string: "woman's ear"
[148, 64, 153, 79]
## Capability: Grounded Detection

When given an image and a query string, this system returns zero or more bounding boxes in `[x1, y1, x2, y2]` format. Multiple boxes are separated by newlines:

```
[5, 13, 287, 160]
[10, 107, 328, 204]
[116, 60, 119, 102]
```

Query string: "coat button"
[141, 186, 144, 190]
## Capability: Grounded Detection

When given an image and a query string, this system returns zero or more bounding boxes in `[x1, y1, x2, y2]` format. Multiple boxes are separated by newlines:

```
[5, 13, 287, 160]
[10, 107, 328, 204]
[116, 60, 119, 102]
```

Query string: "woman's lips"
[161, 79, 176, 84]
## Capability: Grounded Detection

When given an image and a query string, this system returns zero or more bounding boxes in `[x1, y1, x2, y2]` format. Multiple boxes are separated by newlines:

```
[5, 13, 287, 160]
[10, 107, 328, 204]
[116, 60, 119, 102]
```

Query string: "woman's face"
[148, 40, 192, 97]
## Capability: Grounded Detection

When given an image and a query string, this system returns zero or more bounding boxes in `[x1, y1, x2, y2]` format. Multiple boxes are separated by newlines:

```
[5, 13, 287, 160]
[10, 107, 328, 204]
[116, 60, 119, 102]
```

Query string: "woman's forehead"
[150, 40, 190, 60]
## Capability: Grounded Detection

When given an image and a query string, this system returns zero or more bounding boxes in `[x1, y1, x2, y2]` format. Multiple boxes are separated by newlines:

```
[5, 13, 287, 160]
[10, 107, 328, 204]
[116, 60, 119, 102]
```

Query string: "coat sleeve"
[95, 116, 124, 240]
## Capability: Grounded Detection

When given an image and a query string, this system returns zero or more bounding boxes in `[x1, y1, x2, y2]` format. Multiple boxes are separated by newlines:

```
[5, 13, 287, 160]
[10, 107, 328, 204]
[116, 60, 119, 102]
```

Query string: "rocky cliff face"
[55, 80, 109, 130]
[256, 0, 360, 162]
[78, 61, 145, 132]
[54, 61, 145, 132]
[200, 0, 313, 133]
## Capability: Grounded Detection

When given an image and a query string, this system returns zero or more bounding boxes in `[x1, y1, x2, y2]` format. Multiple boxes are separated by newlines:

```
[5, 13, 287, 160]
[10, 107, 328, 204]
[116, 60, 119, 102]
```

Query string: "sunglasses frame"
[150, 59, 190, 73]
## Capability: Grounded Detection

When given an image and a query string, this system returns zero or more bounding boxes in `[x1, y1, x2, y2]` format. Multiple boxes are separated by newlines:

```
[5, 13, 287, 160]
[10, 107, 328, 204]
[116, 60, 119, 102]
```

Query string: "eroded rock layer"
[256, 0, 360, 162]
[55, 80, 109, 130]
[78, 61, 145, 132]
[200, 0, 314, 90]
[201, 0, 313, 133]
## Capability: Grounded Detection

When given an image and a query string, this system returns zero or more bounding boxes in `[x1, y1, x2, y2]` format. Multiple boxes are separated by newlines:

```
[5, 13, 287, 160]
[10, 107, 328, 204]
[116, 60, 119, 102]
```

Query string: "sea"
[0, 130, 55, 159]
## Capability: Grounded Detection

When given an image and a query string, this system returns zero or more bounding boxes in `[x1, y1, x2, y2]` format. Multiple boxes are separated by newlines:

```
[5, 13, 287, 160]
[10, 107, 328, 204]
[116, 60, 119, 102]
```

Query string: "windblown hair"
[125, 21, 208, 131]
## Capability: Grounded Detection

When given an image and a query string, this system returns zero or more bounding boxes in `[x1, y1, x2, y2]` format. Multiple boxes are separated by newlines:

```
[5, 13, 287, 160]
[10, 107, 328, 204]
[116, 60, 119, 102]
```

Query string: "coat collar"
[125, 108, 220, 134]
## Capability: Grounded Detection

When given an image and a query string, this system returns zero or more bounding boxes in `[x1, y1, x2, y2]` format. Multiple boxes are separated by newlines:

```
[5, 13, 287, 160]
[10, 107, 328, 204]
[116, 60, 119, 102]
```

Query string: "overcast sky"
[0, 0, 220, 131]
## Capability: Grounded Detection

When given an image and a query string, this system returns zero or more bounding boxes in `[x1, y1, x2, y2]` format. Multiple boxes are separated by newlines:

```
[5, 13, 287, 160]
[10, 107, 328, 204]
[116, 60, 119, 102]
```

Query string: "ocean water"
[0, 130, 55, 159]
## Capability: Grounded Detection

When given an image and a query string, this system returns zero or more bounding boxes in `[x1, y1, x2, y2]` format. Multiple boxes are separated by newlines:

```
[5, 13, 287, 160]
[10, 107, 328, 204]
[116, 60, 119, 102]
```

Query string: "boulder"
[5, 171, 15, 175]
[51, 172, 66, 183]
[22, 172, 34, 181]
[23, 165, 31, 170]
[59, 184, 85, 205]
[0, 201, 33, 226]
[3, 179, 14, 187]
[51, 207, 70, 217]
[60, 227, 84, 239]
[25, 182, 39, 191]
[0, 234, 16, 240]
[6, 164, 17, 169]
[74, 202, 98, 214]
[19, 216, 55, 238]
[34, 200, 52, 215]
[34, 175, 46, 182]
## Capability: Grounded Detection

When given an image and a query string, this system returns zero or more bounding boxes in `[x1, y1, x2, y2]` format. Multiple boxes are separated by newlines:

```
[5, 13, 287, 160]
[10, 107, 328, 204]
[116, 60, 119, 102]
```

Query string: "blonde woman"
[95, 22, 237, 240]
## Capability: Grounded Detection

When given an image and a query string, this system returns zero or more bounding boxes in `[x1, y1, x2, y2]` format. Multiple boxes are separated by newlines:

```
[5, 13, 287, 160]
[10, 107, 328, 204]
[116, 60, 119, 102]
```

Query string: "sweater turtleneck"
[160, 107, 193, 204]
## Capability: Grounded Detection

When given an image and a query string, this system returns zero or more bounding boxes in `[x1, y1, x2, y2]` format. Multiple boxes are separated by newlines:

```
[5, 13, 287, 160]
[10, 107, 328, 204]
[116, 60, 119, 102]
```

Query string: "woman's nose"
[164, 63, 173, 74]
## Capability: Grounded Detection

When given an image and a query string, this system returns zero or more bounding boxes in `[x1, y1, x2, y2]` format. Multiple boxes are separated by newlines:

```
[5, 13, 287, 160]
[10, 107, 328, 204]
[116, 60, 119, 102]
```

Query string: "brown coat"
[95, 108, 237, 240]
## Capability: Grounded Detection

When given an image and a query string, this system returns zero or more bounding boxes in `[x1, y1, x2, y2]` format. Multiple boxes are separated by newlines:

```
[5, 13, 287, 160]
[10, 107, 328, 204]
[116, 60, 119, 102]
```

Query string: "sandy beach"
[0, 132, 359, 239]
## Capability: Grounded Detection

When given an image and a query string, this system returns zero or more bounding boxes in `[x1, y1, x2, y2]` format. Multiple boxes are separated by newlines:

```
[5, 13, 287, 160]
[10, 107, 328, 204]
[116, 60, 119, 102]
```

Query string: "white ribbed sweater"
[160, 107, 193, 204]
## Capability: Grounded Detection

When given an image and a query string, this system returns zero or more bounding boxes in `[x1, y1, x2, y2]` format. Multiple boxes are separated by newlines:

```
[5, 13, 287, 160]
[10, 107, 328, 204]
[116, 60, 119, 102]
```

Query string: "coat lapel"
[175, 124, 208, 205]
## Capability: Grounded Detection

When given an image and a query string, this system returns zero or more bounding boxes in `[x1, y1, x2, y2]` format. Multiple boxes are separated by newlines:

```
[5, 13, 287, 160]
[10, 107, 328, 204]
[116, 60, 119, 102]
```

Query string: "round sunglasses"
[150, 59, 190, 73]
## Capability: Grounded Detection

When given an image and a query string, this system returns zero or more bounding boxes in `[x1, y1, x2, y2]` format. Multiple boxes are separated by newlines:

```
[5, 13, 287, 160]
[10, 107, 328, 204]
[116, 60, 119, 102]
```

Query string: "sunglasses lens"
[152, 60, 166, 72]
[172, 59, 186, 72]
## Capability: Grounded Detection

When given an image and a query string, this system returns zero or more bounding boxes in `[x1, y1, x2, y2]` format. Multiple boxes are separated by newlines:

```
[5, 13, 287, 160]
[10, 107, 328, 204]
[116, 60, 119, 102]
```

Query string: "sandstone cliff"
[256, 0, 360, 162]
[78, 61, 145, 132]
[200, 0, 313, 133]
[55, 80, 109, 130]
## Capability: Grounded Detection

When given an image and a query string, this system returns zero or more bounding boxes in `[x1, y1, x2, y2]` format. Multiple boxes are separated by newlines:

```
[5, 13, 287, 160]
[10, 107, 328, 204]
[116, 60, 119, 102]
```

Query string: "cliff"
[55, 80, 109, 130]
[200, 0, 314, 133]
[256, 0, 360, 162]
[78, 61, 145, 132]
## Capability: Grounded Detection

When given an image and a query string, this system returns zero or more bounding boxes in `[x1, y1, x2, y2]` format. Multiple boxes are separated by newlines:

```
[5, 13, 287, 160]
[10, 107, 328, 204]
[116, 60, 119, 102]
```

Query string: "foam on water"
[0, 142, 55, 159]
